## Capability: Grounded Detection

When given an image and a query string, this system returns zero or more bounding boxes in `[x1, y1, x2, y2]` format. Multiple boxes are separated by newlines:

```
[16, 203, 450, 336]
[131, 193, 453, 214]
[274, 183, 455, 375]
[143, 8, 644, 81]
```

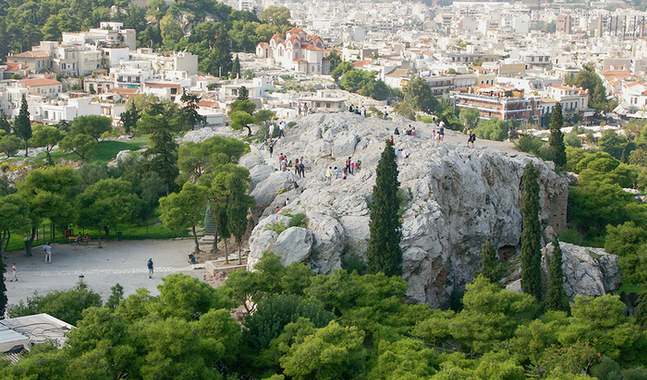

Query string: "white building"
[256, 27, 330, 75]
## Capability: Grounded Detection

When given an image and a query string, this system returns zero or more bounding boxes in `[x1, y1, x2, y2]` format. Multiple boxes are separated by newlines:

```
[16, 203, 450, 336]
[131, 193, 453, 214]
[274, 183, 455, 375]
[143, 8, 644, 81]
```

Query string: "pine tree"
[14, 95, 32, 157]
[480, 241, 500, 283]
[545, 237, 570, 313]
[549, 102, 566, 168]
[232, 54, 241, 79]
[367, 141, 402, 276]
[520, 162, 543, 301]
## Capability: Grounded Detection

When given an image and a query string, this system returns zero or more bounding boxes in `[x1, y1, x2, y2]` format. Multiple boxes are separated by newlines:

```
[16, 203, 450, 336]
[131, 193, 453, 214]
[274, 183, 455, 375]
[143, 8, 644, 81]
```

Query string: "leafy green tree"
[480, 241, 501, 283]
[178, 136, 246, 183]
[70, 115, 113, 142]
[14, 95, 32, 156]
[0, 134, 20, 158]
[160, 182, 209, 253]
[59, 133, 98, 159]
[521, 162, 542, 301]
[604, 221, 647, 257]
[475, 118, 511, 141]
[370, 338, 438, 380]
[459, 107, 479, 128]
[18, 165, 78, 250]
[76, 178, 141, 246]
[8, 281, 102, 325]
[259, 6, 292, 27]
[326, 50, 342, 71]
[0, 112, 11, 135]
[546, 238, 570, 313]
[0, 194, 30, 259]
[105, 283, 124, 310]
[367, 141, 402, 277]
[401, 76, 442, 115]
[330, 61, 353, 81]
[597, 130, 627, 160]
[549, 102, 567, 167]
[160, 14, 183, 49]
[231, 54, 241, 79]
[279, 320, 366, 380]
[31, 125, 63, 154]
[149, 273, 235, 321]
[230, 110, 255, 136]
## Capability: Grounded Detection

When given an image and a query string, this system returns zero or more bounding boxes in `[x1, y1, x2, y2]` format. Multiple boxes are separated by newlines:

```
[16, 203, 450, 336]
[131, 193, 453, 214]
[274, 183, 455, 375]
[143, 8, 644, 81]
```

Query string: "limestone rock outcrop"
[240, 113, 577, 307]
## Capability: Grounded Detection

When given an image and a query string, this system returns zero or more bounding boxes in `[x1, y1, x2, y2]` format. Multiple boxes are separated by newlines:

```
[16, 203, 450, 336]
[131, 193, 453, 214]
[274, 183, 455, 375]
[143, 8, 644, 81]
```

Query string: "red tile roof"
[19, 78, 61, 87]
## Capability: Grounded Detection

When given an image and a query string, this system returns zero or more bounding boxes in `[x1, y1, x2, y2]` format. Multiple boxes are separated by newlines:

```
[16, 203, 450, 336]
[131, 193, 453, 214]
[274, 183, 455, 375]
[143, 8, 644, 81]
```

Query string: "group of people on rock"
[348, 105, 367, 117]
[278, 153, 306, 178]
[324, 156, 361, 184]
[297, 103, 309, 116]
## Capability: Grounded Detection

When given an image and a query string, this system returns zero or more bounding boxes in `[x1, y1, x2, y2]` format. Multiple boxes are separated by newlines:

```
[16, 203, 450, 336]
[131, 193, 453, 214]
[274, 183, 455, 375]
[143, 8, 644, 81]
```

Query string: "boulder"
[543, 242, 621, 297]
[332, 132, 359, 158]
[249, 165, 276, 191]
[246, 214, 290, 270]
[239, 151, 264, 170]
[271, 227, 313, 267]
[306, 212, 344, 274]
[250, 171, 297, 215]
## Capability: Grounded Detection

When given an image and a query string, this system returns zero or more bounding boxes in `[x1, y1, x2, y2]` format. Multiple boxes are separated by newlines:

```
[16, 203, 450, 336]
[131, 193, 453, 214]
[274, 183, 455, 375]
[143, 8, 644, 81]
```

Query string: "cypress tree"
[14, 95, 32, 157]
[480, 241, 500, 283]
[520, 162, 543, 301]
[545, 237, 570, 313]
[549, 102, 566, 168]
[636, 291, 647, 330]
[232, 54, 241, 79]
[367, 141, 402, 276]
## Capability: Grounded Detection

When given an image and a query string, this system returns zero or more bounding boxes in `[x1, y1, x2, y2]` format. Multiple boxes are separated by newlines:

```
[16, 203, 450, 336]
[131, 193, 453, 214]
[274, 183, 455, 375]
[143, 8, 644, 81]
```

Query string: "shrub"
[560, 227, 585, 245]
[265, 222, 287, 235]
[514, 134, 544, 154]
[289, 213, 308, 228]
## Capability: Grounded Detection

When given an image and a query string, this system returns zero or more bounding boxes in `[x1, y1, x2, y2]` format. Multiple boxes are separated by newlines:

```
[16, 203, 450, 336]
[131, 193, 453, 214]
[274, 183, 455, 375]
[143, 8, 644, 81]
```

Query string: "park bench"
[68, 236, 92, 245]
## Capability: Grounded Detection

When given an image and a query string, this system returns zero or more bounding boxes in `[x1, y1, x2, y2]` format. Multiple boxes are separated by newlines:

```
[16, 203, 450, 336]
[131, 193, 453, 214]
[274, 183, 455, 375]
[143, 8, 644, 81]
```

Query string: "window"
[171, 88, 177, 95]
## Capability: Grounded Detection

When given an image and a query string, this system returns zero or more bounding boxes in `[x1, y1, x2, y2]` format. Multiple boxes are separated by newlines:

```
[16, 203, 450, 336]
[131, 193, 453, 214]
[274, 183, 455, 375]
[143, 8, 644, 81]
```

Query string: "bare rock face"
[245, 113, 573, 308]
[271, 227, 314, 267]
[545, 242, 621, 297]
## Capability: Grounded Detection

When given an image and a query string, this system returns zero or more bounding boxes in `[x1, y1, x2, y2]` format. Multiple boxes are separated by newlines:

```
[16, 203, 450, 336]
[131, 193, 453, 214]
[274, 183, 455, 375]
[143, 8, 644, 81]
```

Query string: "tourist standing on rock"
[269, 141, 274, 158]
[432, 130, 438, 146]
[325, 167, 333, 184]
[438, 121, 445, 142]
[10, 263, 17, 282]
[294, 159, 300, 175]
[390, 135, 394, 144]
[300, 156, 306, 178]
[345, 157, 352, 175]
[468, 132, 476, 148]
[147, 257, 154, 279]
[279, 153, 285, 165]
[44, 242, 52, 263]
[334, 167, 339, 179]
[466, 129, 472, 147]
[280, 159, 287, 172]
[349, 105, 354, 113]
[279, 122, 286, 138]
[384, 107, 388, 120]
[351, 162, 355, 175]
[303, 103, 308, 116]
[298, 104, 302, 116]
[269, 123, 275, 139]
[355, 160, 362, 172]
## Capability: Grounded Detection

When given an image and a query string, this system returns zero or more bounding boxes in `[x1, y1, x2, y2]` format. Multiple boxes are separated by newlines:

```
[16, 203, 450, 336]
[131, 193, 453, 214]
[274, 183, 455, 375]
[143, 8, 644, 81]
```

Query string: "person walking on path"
[345, 157, 352, 175]
[438, 121, 445, 142]
[44, 242, 52, 263]
[10, 263, 17, 282]
[269, 123, 275, 139]
[147, 257, 154, 279]
[325, 167, 333, 185]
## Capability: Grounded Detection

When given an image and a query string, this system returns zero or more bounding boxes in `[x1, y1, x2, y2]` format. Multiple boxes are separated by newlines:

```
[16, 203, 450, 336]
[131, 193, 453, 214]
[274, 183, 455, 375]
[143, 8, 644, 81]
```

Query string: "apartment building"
[454, 85, 531, 121]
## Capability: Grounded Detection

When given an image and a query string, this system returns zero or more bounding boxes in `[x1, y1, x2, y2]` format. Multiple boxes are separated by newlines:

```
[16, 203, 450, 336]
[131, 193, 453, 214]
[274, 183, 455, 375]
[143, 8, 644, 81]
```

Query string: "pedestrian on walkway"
[10, 263, 17, 282]
[44, 242, 52, 263]
[147, 257, 154, 279]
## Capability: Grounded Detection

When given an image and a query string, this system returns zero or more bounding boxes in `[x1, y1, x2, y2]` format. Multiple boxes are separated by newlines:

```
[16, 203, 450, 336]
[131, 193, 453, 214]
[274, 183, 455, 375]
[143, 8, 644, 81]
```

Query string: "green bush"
[560, 227, 585, 245]
[514, 134, 544, 154]
[265, 222, 287, 235]
[289, 213, 308, 228]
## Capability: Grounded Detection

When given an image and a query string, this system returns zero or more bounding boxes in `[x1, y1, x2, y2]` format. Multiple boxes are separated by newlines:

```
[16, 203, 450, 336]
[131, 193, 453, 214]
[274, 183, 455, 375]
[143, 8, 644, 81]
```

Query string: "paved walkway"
[4, 239, 205, 308]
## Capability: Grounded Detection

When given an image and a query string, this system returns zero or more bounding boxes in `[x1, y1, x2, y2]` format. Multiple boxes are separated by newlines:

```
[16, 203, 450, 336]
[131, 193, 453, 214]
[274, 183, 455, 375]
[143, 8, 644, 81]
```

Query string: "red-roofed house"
[19, 78, 62, 98]
[256, 29, 329, 75]
[7, 51, 52, 73]
[546, 84, 589, 116]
